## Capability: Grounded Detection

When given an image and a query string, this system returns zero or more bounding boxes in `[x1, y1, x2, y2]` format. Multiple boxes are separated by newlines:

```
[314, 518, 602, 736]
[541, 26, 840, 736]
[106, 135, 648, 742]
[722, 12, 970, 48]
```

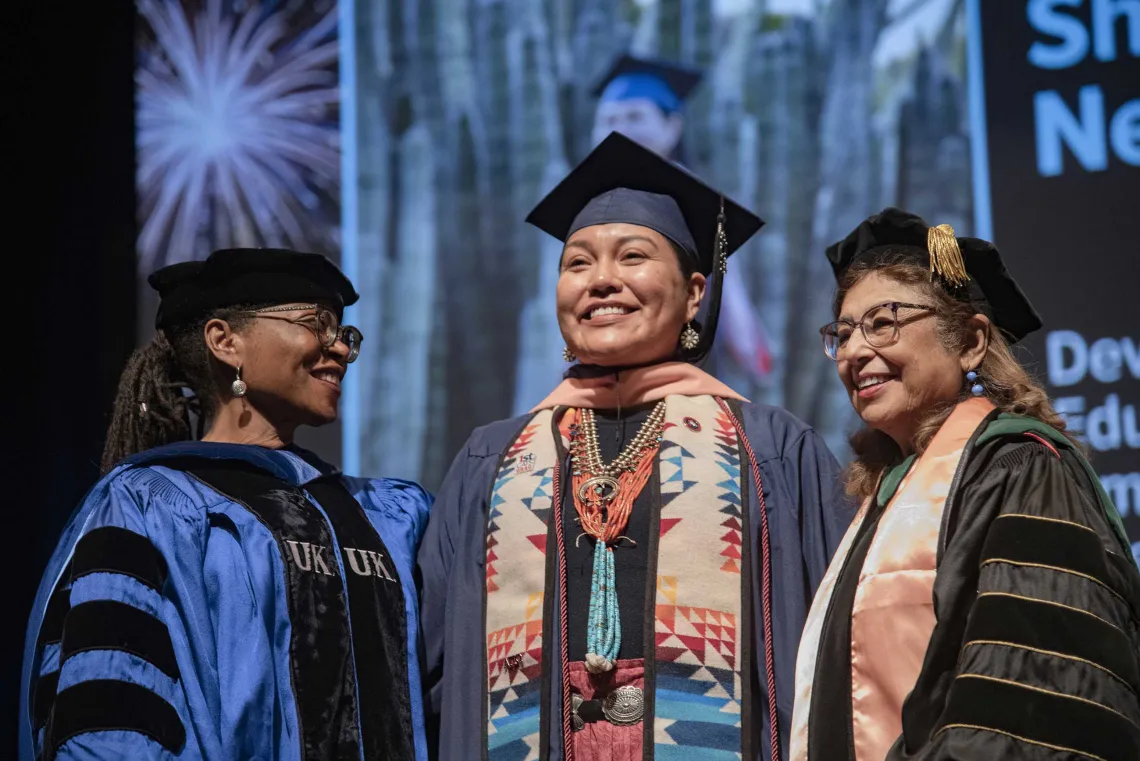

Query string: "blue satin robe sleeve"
[25, 468, 215, 761]
[25, 450, 436, 761]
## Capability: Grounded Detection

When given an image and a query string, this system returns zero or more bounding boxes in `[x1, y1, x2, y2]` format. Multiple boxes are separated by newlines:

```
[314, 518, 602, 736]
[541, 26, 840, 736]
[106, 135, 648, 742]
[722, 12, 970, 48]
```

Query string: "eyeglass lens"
[314, 309, 362, 363]
[822, 304, 900, 359]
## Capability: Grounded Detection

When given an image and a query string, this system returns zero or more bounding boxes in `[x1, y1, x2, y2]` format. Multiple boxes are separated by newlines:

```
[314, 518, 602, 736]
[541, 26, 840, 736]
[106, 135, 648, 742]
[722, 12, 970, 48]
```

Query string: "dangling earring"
[714, 196, 728, 276]
[562, 347, 576, 362]
[231, 365, 248, 397]
[680, 323, 700, 351]
[966, 370, 983, 396]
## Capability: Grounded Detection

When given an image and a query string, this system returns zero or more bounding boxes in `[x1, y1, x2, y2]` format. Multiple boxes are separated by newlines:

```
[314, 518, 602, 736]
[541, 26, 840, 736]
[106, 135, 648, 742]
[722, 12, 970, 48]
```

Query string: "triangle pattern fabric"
[485, 397, 750, 761]
[485, 416, 556, 761]
[652, 396, 747, 759]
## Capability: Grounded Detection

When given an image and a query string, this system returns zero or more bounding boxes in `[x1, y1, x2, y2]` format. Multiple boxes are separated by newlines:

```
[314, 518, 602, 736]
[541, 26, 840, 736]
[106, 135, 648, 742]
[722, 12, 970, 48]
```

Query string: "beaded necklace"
[568, 400, 667, 673]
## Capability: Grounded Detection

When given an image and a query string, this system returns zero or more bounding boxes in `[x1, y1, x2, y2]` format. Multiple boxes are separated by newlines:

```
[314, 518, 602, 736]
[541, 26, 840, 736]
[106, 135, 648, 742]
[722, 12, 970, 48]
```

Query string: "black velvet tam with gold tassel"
[824, 207, 1042, 343]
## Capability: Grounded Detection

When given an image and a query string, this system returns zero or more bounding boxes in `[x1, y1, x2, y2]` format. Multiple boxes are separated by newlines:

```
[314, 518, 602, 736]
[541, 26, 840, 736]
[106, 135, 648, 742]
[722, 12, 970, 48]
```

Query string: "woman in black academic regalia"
[790, 208, 1140, 761]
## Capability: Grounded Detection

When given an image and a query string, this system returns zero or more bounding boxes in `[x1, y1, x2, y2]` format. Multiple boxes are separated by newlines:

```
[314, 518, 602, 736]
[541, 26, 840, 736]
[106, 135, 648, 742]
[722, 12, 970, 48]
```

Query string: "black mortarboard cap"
[825, 207, 1042, 342]
[526, 131, 762, 276]
[150, 248, 359, 331]
[592, 54, 702, 114]
[526, 131, 763, 363]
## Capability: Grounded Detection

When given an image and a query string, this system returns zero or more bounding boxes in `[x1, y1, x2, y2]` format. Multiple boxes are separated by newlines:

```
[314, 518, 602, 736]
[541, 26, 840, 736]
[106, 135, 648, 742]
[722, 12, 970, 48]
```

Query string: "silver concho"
[602, 686, 644, 726]
[571, 694, 585, 732]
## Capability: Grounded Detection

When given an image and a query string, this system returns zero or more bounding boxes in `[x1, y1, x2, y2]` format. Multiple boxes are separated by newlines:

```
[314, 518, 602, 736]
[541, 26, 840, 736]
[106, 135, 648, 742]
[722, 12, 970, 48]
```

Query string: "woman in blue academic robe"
[417, 133, 853, 761]
[20, 249, 431, 761]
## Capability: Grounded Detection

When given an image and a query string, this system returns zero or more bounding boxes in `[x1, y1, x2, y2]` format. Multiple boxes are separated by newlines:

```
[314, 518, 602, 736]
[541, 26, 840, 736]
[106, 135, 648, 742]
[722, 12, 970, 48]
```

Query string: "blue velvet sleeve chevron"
[21, 467, 213, 761]
[23, 443, 435, 761]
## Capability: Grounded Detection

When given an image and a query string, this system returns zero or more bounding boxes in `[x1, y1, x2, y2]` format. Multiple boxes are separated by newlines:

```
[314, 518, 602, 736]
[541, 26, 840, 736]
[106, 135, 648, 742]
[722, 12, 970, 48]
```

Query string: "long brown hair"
[836, 251, 1079, 499]
[100, 305, 263, 473]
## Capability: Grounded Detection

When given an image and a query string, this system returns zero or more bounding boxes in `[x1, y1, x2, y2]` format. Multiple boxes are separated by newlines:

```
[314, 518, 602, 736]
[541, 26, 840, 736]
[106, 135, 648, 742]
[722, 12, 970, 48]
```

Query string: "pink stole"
[789, 398, 995, 761]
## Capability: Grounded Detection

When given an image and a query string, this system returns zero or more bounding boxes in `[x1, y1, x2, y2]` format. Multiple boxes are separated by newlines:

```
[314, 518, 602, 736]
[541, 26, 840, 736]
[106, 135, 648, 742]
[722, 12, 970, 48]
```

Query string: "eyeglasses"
[819, 301, 934, 361]
[248, 304, 363, 363]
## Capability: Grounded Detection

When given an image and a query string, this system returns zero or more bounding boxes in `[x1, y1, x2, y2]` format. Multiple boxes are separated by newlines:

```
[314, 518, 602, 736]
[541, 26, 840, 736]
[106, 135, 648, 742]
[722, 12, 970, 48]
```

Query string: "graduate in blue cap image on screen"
[590, 54, 702, 162]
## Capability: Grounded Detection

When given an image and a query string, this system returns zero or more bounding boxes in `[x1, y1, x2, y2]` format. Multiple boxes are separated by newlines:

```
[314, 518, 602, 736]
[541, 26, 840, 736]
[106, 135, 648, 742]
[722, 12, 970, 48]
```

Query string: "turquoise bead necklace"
[568, 401, 666, 673]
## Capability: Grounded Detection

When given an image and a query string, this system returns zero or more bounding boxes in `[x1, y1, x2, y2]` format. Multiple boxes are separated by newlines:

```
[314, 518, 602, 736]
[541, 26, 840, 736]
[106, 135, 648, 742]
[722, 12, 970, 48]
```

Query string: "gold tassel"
[927, 223, 969, 287]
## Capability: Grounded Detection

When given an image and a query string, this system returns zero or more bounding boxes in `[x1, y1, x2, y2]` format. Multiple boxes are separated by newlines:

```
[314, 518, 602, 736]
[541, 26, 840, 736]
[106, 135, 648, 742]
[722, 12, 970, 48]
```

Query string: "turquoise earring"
[967, 370, 983, 396]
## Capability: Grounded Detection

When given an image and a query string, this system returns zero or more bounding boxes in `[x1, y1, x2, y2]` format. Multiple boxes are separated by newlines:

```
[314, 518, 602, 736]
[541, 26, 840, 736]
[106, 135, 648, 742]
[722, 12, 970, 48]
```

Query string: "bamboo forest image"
[134, 0, 974, 488]
[347, 0, 973, 487]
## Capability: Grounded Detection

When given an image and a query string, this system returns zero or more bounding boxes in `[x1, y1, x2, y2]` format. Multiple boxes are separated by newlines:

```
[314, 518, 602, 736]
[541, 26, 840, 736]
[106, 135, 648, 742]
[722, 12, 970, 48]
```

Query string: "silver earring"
[714, 196, 728, 275]
[562, 346, 577, 362]
[231, 366, 247, 397]
[680, 323, 700, 351]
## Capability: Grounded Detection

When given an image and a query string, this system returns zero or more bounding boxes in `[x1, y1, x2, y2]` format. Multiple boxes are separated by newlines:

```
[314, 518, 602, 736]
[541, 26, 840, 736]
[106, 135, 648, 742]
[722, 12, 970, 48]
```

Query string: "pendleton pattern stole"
[485, 395, 749, 760]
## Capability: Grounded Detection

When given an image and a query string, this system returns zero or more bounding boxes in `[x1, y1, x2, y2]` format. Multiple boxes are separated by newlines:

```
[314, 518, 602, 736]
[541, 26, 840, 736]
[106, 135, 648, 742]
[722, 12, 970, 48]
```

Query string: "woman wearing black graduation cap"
[789, 209, 1140, 761]
[20, 249, 431, 761]
[417, 133, 851, 761]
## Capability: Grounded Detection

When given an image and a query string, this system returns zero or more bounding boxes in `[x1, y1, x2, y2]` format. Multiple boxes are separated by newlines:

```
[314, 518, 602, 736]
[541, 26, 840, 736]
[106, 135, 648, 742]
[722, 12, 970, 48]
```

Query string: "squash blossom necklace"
[568, 400, 667, 673]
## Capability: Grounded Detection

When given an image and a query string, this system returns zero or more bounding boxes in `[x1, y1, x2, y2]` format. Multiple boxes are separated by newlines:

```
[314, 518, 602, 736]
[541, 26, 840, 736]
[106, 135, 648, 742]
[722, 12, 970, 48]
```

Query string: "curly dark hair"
[100, 304, 266, 473]
[834, 251, 1079, 499]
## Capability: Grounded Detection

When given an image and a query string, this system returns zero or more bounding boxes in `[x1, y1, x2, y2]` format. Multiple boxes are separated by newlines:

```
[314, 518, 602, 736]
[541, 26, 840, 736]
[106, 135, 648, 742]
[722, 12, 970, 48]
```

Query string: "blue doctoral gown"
[418, 401, 852, 760]
[20, 442, 432, 761]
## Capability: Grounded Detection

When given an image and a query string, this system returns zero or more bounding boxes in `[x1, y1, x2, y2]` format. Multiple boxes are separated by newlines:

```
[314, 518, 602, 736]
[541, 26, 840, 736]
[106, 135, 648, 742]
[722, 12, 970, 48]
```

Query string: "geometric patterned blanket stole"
[485, 394, 762, 760]
[788, 397, 996, 761]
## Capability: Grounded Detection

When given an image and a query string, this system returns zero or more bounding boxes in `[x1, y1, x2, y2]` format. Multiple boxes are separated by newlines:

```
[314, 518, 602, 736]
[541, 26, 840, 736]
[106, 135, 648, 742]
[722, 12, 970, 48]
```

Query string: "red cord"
[718, 398, 780, 761]
[553, 457, 575, 760]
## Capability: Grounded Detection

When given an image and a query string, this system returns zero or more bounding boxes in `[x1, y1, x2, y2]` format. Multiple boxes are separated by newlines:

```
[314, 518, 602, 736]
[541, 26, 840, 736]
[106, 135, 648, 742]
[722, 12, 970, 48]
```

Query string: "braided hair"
[100, 304, 263, 473]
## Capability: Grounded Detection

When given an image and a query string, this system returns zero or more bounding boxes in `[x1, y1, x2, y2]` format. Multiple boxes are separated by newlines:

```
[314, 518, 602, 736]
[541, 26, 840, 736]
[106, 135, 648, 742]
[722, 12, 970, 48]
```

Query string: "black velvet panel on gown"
[151, 458, 417, 761]
[308, 477, 415, 760]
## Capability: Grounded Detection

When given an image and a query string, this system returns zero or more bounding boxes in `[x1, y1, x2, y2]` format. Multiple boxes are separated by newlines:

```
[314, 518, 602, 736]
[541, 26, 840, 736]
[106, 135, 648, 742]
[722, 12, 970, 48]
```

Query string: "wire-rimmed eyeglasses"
[819, 301, 934, 361]
[247, 304, 363, 363]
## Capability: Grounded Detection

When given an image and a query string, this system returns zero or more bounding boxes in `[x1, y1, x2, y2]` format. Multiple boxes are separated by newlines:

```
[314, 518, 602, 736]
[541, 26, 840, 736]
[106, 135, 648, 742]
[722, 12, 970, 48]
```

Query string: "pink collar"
[530, 361, 748, 411]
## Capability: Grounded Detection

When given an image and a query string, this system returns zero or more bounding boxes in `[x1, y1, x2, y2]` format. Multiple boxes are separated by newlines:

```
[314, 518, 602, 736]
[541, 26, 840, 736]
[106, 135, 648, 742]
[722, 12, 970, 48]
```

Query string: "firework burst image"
[136, 0, 341, 271]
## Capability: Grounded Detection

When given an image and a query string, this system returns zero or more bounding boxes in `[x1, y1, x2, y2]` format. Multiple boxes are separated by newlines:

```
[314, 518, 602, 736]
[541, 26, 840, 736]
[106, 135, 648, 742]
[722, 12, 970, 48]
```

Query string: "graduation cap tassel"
[716, 202, 728, 275]
[927, 223, 969, 288]
[688, 197, 728, 365]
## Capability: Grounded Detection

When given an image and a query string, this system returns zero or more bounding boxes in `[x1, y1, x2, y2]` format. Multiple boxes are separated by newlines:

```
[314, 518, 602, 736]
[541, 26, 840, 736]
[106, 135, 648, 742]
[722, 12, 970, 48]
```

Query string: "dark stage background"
[6, 3, 137, 755]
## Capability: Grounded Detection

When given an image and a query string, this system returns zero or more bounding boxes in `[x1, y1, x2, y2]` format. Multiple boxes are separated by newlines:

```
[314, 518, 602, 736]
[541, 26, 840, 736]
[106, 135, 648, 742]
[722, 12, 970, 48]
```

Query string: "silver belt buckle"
[601, 686, 644, 726]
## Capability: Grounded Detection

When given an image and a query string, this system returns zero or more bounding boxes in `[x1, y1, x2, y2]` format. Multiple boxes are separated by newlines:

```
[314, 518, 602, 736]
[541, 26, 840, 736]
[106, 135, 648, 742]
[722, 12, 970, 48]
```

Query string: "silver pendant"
[577, 475, 620, 505]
